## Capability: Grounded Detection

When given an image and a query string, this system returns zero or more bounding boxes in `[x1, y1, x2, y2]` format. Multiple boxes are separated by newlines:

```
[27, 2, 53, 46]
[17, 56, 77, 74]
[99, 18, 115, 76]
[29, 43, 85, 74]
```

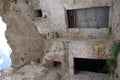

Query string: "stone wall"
[112, 0, 120, 80]
[1, 0, 120, 80]
[43, 38, 109, 76]
[112, 0, 120, 40]
[35, 0, 112, 39]
[68, 39, 109, 75]
[34, 0, 113, 79]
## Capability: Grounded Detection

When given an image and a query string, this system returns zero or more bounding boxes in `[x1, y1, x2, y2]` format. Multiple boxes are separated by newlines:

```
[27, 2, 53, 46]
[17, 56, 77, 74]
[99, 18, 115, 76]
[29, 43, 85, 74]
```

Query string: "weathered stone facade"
[34, 0, 112, 40]
[112, 0, 120, 80]
[1, 0, 120, 80]
[34, 0, 112, 80]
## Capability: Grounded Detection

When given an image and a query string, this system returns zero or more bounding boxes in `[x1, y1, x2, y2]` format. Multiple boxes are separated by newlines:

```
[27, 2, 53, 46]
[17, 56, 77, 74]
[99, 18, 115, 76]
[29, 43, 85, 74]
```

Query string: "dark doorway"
[74, 58, 108, 74]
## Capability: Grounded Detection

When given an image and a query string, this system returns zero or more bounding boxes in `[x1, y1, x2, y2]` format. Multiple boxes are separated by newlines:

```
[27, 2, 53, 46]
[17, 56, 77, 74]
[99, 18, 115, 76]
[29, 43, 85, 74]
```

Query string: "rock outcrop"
[0, 0, 45, 68]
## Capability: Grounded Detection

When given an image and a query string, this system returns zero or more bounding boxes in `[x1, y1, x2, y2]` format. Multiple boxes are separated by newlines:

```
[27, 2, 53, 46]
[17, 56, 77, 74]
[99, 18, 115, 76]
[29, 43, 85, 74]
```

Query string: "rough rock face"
[0, 0, 45, 68]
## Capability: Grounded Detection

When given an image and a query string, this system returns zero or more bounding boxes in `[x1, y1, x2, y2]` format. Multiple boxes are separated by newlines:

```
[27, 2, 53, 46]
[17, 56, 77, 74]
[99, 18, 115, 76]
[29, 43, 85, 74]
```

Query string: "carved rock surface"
[0, 0, 45, 68]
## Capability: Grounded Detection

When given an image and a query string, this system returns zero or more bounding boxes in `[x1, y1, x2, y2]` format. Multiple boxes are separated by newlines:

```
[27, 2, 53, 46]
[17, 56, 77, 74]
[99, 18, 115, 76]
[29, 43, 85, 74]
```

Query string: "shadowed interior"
[74, 58, 108, 74]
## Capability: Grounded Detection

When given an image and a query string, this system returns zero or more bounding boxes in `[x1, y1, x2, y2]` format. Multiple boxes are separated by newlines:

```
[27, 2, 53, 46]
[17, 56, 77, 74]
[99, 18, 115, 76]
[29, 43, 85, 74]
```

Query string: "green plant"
[107, 41, 120, 75]
[107, 57, 117, 75]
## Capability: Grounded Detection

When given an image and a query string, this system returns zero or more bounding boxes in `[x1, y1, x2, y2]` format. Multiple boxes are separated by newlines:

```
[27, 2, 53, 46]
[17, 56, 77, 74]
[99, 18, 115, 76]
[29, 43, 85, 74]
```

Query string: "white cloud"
[0, 17, 12, 75]
[0, 58, 4, 65]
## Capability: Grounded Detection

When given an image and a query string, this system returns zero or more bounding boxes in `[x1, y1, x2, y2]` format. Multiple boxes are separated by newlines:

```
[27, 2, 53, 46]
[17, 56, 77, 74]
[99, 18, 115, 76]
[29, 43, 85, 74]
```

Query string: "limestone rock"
[0, 0, 45, 68]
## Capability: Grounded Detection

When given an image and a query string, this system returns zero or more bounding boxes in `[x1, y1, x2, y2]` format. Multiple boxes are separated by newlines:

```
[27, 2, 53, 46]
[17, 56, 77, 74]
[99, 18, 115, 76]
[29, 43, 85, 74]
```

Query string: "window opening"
[67, 7, 109, 28]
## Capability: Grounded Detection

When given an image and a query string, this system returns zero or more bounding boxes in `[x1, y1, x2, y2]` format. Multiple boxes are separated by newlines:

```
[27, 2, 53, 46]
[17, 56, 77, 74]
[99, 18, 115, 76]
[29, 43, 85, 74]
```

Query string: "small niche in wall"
[53, 61, 61, 68]
[34, 9, 42, 18]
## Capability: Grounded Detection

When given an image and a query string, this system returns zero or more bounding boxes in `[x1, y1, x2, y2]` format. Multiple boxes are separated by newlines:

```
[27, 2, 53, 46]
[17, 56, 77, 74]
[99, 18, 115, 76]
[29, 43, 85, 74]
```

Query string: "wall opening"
[67, 6, 109, 28]
[74, 58, 108, 74]
[34, 9, 42, 18]
[53, 61, 61, 68]
[0, 17, 12, 76]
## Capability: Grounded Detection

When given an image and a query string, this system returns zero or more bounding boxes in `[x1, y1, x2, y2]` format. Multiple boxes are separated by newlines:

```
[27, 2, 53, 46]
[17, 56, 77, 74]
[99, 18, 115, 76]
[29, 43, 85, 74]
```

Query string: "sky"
[0, 17, 12, 76]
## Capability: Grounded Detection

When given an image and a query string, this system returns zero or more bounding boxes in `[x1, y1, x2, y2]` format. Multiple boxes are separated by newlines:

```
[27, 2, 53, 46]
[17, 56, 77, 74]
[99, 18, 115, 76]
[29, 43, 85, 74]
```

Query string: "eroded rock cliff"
[0, 0, 45, 68]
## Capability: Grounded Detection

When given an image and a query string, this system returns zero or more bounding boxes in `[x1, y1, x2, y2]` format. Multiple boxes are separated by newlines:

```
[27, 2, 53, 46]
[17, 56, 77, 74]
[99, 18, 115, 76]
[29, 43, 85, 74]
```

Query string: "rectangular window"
[67, 7, 109, 28]
[67, 10, 77, 28]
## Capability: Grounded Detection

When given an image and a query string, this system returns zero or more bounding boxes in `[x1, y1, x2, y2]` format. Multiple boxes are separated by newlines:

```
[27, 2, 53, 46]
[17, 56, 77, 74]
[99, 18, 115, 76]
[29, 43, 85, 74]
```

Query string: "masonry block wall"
[34, 0, 112, 39]
[33, 0, 119, 80]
